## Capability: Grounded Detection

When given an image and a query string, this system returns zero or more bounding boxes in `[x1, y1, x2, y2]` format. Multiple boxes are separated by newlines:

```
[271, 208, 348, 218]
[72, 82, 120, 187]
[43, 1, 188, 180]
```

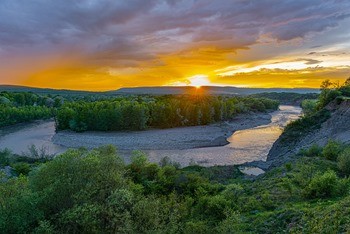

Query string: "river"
[0, 105, 301, 168]
[146, 105, 301, 167]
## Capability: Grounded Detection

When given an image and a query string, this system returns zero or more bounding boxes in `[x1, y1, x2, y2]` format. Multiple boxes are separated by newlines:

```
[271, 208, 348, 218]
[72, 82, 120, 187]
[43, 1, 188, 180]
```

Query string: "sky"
[0, 0, 350, 91]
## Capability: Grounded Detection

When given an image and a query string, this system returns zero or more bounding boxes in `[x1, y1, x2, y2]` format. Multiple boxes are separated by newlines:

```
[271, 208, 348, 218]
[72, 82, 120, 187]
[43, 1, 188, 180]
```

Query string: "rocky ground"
[52, 112, 272, 151]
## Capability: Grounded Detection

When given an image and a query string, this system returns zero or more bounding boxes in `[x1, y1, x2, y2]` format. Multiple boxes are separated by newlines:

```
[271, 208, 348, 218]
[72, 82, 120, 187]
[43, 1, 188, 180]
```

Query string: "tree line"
[0, 92, 62, 127]
[55, 96, 279, 132]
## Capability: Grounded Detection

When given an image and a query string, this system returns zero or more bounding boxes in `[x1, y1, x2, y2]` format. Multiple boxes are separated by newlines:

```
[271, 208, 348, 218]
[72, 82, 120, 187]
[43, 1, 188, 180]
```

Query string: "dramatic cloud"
[0, 0, 349, 89]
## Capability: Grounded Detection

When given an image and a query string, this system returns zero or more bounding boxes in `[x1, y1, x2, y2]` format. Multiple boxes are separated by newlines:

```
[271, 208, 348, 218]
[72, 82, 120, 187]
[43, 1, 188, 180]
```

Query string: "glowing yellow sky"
[1, 1, 350, 91]
[19, 45, 349, 91]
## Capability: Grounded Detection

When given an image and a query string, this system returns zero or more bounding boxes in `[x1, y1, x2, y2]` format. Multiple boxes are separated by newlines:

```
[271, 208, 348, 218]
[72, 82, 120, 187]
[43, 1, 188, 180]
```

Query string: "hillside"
[268, 99, 350, 167]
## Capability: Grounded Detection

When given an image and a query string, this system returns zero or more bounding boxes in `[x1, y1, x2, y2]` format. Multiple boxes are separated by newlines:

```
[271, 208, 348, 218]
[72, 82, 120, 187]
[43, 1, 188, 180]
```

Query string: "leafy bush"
[11, 162, 31, 176]
[303, 170, 348, 199]
[221, 183, 244, 202]
[338, 147, 350, 176]
[0, 149, 11, 167]
[318, 89, 342, 109]
[301, 99, 318, 116]
[299, 144, 323, 157]
[196, 195, 230, 222]
[323, 140, 343, 161]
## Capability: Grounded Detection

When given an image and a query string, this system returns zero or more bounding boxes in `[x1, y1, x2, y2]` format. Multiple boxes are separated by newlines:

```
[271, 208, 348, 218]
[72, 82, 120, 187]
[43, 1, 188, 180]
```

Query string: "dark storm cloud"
[0, 0, 349, 65]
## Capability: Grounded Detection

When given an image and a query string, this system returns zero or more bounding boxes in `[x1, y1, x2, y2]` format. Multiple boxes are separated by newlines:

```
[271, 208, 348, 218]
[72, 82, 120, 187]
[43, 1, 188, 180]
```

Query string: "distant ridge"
[0, 85, 319, 96]
[114, 86, 319, 95]
[0, 85, 103, 95]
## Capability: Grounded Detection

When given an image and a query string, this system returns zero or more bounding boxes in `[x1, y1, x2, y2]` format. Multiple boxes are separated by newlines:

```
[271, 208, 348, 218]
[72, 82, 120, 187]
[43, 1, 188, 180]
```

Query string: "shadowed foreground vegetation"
[1, 142, 350, 233]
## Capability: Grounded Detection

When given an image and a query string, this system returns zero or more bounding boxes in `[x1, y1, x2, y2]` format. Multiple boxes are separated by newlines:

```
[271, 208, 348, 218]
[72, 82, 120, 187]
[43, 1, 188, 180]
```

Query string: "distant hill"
[0, 85, 319, 96]
[114, 86, 319, 95]
[0, 85, 103, 96]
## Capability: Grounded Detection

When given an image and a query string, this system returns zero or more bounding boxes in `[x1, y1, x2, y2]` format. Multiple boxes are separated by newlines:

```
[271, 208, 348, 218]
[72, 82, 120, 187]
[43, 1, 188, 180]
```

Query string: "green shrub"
[196, 195, 230, 222]
[299, 144, 323, 157]
[301, 99, 318, 116]
[0, 176, 42, 233]
[318, 89, 342, 109]
[303, 170, 348, 199]
[285, 163, 292, 171]
[221, 183, 244, 202]
[0, 149, 11, 167]
[338, 148, 350, 176]
[12, 162, 31, 176]
[30, 148, 125, 216]
[323, 140, 343, 161]
[69, 119, 88, 132]
[184, 221, 210, 234]
[215, 209, 242, 233]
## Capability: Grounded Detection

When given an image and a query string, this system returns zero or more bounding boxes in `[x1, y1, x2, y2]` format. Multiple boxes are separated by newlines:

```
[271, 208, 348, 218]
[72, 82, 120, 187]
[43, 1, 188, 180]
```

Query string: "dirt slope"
[267, 99, 350, 167]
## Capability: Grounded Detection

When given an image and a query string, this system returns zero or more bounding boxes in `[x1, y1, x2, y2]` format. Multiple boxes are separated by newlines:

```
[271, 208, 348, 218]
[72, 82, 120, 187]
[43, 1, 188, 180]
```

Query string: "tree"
[344, 77, 350, 86]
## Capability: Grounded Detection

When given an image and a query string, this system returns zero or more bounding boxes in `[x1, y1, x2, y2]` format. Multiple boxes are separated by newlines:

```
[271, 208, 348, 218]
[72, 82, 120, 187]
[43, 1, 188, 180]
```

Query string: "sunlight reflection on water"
[147, 105, 302, 167]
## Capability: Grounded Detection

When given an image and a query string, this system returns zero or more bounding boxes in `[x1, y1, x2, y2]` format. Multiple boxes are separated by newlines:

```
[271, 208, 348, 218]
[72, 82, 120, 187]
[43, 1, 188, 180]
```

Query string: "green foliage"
[0, 176, 43, 233]
[56, 95, 279, 132]
[0, 105, 52, 127]
[338, 147, 350, 176]
[323, 140, 343, 161]
[299, 144, 323, 157]
[0, 91, 65, 107]
[11, 162, 31, 176]
[250, 92, 319, 105]
[279, 78, 350, 146]
[196, 195, 230, 222]
[301, 99, 318, 116]
[302, 170, 348, 199]
[281, 109, 331, 143]
[0, 149, 11, 167]
[317, 79, 350, 109]
[318, 89, 342, 109]
[0, 91, 69, 127]
[30, 147, 125, 217]
[1, 144, 350, 233]
[221, 183, 244, 202]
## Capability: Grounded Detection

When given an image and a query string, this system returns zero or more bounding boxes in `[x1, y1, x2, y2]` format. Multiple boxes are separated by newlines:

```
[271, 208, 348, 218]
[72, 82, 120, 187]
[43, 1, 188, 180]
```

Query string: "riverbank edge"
[0, 118, 55, 138]
[52, 111, 273, 151]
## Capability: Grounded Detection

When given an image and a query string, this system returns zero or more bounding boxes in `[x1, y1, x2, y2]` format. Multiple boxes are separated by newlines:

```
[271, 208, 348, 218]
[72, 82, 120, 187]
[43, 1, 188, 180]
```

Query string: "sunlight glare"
[189, 75, 210, 88]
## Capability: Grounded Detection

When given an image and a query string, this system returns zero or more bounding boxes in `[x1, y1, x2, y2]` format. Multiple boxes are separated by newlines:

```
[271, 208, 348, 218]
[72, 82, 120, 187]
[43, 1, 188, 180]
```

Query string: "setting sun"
[189, 75, 211, 88]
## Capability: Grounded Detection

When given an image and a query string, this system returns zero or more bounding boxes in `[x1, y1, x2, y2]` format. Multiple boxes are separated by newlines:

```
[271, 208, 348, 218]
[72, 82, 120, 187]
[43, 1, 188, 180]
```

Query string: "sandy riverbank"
[52, 112, 272, 151]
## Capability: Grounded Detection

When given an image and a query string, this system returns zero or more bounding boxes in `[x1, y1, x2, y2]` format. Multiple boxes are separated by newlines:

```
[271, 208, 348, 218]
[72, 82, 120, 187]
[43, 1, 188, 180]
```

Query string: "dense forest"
[55, 96, 279, 132]
[0, 90, 280, 131]
[0, 92, 60, 127]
